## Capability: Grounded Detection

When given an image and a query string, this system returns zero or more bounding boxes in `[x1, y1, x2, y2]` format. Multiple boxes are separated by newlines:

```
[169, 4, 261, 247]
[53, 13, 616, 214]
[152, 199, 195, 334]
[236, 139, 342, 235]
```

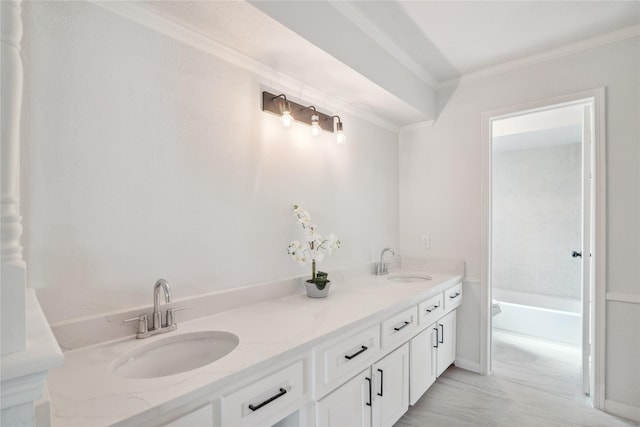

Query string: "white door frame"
[480, 88, 606, 408]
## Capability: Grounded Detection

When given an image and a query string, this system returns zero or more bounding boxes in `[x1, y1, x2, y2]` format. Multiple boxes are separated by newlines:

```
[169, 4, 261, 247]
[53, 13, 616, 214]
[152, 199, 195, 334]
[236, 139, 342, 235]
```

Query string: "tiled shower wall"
[492, 142, 582, 302]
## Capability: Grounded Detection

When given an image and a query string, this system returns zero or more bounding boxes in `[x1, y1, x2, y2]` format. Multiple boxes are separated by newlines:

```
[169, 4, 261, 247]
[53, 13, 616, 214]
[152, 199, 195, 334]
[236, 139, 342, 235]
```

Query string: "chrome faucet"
[375, 247, 396, 275]
[124, 278, 184, 339]
[153, 279, 172, 330]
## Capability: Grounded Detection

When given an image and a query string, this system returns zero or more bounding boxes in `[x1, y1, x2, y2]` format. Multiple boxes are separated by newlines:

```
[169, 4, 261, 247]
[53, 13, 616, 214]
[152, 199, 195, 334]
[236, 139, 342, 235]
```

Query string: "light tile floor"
[396, 330, 639, 427]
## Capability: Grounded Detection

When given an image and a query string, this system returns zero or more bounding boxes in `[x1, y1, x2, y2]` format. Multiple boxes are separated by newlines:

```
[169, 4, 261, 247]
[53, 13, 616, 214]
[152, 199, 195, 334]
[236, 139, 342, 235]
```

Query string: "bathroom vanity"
[47, 270, 463, 427]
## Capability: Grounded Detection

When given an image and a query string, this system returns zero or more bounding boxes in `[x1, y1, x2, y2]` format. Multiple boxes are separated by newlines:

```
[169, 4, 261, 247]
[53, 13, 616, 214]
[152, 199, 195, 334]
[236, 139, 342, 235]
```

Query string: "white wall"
[400, 37, 640, 413]
[21, 2, 399, 323]
[492, 142, 582, 302]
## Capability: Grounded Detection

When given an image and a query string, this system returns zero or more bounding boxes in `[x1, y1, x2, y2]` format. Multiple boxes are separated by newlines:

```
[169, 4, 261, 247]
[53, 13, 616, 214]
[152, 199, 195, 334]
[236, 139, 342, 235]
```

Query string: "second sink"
[387, 274, 432, 283]
[111, 331, 239, 379]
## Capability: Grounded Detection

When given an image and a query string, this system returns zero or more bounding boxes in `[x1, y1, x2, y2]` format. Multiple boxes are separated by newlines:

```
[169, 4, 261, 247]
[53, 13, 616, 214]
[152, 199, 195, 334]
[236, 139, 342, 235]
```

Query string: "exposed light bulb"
[281, 110, 293, 128]
[335, 121, 346, 144]
[310, 114, 321, 137]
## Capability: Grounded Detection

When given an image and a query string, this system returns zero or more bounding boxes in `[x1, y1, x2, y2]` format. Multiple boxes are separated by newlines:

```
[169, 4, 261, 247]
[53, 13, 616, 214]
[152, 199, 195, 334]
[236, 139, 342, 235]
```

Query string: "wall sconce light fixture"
[271, 94, 293, 128]
[304, 106, 321, 137]
[332, 115, 346, 144]
[262, 91, 346, 143]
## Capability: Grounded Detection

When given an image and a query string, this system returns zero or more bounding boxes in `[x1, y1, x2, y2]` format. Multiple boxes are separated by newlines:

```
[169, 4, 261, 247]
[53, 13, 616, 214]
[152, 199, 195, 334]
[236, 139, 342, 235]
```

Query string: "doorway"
[480, 89, 606, 407]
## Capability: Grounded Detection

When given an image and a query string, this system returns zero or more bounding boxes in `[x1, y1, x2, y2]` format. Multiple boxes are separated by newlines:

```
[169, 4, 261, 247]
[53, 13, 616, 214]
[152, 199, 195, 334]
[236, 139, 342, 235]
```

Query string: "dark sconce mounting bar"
[262, 91, 335, 132]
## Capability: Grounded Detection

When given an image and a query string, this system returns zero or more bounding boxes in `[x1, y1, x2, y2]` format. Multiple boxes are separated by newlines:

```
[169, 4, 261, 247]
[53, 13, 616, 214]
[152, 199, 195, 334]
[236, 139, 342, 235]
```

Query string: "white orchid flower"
[293, 205, 311, 224]
[287, 205, 339, 276]
[304, 224, 319, 238]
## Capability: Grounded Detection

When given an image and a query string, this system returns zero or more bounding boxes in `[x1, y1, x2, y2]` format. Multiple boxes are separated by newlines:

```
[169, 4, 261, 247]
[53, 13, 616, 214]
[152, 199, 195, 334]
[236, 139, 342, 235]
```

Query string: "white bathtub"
[492, 289, 581, 346]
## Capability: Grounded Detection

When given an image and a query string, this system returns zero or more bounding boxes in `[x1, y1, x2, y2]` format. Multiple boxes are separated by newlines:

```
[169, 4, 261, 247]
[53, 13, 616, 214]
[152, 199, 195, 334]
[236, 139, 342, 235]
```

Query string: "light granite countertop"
[48, 269, 462, 426]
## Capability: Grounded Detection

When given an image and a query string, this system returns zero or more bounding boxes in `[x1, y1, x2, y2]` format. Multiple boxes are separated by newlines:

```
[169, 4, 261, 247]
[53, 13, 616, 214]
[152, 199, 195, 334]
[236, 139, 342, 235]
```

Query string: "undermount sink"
[387, 274, 432, 283]
[111, 331, 239, 379]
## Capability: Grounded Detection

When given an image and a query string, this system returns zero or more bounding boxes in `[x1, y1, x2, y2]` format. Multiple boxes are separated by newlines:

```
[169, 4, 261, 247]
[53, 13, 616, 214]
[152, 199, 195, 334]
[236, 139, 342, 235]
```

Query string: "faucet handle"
[123, 314, 148, 334]
[166, 307, 186, 327]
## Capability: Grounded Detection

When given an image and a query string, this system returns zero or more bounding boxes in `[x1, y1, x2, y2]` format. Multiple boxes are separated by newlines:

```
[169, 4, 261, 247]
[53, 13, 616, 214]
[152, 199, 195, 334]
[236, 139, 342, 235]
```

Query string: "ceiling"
[137, 0, 640, 129]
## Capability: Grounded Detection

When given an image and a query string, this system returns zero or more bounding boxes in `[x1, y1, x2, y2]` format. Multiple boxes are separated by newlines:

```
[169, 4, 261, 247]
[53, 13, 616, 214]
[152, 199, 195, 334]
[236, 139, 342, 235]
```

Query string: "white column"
[1, 0, 26, 354]
[1, 7, 64, 427]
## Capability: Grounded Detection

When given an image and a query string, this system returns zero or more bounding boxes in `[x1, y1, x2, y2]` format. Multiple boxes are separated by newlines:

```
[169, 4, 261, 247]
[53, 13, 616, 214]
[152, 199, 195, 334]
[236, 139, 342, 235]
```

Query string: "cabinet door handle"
[248, 387, 287, 412]
[365, 377, 372, 407]
[449, 292, 461, 299]
[439, 324, 444, 344]
[394, 321, 410, 331]
[377, 369, 384, 397]
[434, 327, 439, 348]
[345, 345, 368, 360]
[426, 304, 440, 313]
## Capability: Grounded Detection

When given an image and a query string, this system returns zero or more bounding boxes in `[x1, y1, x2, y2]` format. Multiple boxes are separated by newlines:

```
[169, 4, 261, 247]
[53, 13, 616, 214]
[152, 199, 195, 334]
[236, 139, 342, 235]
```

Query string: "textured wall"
[492, 142, 582, 301]
[21, 2, 399, 323]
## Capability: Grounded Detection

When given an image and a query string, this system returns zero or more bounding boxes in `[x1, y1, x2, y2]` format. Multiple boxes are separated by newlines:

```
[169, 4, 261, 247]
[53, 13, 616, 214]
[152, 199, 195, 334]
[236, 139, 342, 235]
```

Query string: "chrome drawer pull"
[449, 292, 461, 299]
[345, 345, 368, 360]
[248, 387, 287, 412]
[394, 321, 410, 331]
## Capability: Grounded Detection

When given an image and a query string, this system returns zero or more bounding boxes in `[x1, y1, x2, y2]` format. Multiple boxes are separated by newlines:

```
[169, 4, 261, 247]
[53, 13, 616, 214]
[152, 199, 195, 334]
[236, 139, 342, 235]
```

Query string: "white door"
[436, 310, 456, 377]
[581, 104, 593, 396]
[409, 325, 437, 405]
[317, 368, 372, 427]
[372, 343, 409, 427]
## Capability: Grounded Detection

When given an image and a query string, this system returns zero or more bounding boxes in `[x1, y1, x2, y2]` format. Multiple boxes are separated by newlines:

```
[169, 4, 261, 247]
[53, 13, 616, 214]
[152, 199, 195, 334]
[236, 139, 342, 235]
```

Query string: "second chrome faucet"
[124, 278, 184, 339]
[375, 247, 396, 275]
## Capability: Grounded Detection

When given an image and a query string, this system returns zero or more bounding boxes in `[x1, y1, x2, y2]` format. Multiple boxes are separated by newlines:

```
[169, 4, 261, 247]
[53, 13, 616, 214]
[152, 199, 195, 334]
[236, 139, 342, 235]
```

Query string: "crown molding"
[89, 1, 400, 133]
[399, 120, 435, 134]
[439, 24, 640, 90]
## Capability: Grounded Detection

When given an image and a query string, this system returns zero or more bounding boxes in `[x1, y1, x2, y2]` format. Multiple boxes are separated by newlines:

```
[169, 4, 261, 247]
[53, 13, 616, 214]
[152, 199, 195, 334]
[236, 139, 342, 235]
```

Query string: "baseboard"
[605, 399, 640, 423]
[454, 358, 482, 374]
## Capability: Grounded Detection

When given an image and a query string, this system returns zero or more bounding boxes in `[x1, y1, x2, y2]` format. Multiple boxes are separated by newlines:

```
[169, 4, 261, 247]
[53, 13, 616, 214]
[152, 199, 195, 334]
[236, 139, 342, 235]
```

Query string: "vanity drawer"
[444, 282, 463, 311]
[314, 324, 380, 396]
[221, 360, 304, 427]
[381, 306, 418, 349]
[418, 293, 444, 326]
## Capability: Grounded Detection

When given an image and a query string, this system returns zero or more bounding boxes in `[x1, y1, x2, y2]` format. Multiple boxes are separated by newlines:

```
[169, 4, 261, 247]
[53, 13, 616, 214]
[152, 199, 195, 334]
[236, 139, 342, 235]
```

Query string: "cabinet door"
[317, 369, 372, 427]
[436, 310, 456, 377]
[372, 343, 409, 427]
[409, 325, 437, 405]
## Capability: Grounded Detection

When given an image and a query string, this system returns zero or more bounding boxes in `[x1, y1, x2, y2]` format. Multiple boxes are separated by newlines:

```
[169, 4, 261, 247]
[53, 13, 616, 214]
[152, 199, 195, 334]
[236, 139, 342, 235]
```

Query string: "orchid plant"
[287, 204, 340, 286]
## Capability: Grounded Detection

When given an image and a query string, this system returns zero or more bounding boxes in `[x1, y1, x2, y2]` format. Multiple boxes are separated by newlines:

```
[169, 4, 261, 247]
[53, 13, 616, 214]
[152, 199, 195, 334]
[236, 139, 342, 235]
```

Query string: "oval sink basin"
[387, 274, 432, 283]
[111, 331, 239, 379]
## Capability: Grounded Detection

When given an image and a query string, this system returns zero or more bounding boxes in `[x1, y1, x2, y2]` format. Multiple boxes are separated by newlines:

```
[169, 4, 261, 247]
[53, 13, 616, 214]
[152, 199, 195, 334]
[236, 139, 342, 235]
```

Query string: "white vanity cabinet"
[53, 273, 465, 427]
[314, 324, 381, 399]
[372, 343, 410, 427]
[409, 282, 462, 405]
[380, 306, 418, 350]
[444, 282, 463, 311]
[409, 326, 437, 405]
[408, 311, 457, 405]
[316, 369, 371, 427]
[317, 343, 409, 427]
[221, 360, 307, 427]
[435, 310, 456, 377]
